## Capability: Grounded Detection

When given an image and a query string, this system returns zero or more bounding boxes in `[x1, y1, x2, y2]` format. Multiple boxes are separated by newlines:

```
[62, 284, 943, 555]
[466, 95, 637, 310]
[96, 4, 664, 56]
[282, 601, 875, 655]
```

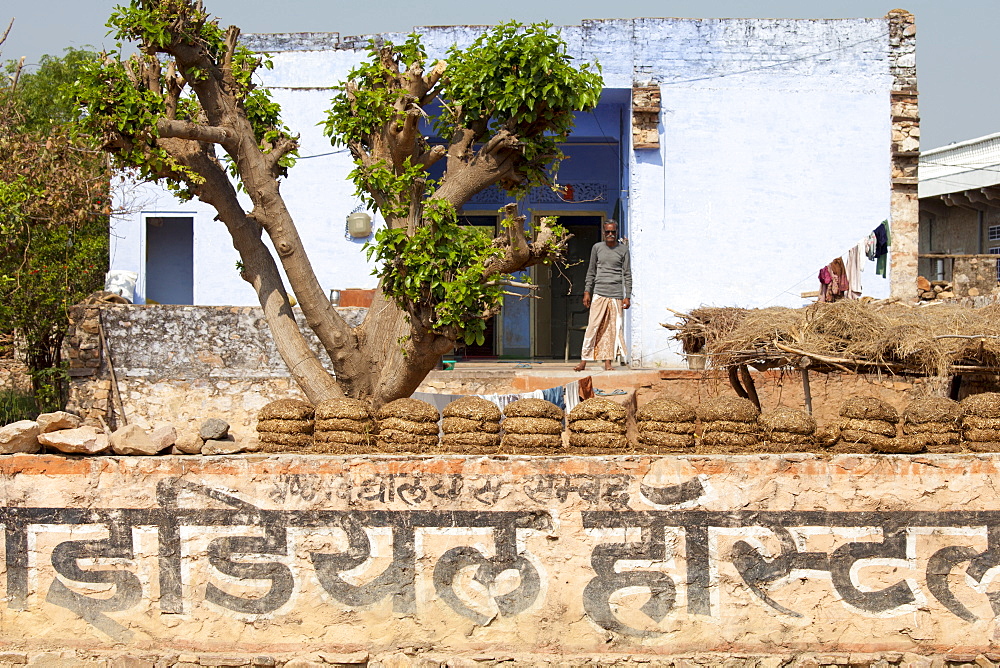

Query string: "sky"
[2, 0, 997, 150]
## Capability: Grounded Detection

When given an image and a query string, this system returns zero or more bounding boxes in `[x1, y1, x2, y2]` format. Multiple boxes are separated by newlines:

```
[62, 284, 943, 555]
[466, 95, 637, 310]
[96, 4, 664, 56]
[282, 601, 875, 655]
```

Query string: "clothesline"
[413, 376, 597, 416]
[817, 220, 890, 302]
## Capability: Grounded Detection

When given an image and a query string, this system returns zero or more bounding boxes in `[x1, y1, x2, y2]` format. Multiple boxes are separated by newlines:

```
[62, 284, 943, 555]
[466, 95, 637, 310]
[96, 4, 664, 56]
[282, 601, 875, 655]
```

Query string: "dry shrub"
[315, 398, 370, 420]
[840, 397, 898, 422]
[259, 399, 314, 421]
[504, 398, 563, 420]
[443, 396, 502, 421]
[502, 433, 562, 449]
[570, 419, 627, 434]
[377, 398, 439, 422]
[637, 398, 696, 423]
[378, 417, 439, 435]
[256, 418, 314, 435]
[758, 407, 816, 435]
[442, 417, 501, 434]
[569, 433, 629, 449]
[315, 418, 375, 434]
[840, 418, 897, 437]
[962, 392, 1000, 419]
[674, 300, 1000, 377]
[503, 417, 563, 435]
[696, 395, 759, 423]
[902, 397, 961, 424]
[638, 421, 696, 434]
[568, 397, 627, 422]
[701, 420, 759, 434]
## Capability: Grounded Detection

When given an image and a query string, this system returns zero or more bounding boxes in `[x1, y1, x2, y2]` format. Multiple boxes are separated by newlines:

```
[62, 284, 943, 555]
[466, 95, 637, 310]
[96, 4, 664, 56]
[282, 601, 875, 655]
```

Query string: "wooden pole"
[738, 364, 761, 411]
[802, 368, 813, 415]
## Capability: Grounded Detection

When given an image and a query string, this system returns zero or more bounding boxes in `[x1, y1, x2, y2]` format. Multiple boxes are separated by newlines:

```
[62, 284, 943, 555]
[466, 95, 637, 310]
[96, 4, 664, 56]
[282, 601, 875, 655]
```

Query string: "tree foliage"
[73, 0, 604, 407]
[0, 46, 109, 410]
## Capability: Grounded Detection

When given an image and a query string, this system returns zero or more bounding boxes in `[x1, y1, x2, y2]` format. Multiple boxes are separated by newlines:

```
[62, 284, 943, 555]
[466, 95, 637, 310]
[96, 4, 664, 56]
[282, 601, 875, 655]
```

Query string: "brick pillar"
[887, 9, 919, 301]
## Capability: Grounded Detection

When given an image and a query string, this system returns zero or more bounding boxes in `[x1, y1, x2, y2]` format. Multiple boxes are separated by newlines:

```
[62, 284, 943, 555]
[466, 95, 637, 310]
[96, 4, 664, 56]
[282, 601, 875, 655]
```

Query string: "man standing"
[574, 220, 631, 372]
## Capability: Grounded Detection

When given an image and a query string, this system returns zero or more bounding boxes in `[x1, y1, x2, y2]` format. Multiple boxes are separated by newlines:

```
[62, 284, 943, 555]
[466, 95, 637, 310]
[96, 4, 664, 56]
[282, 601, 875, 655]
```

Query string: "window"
[990, 226, 1000, 242]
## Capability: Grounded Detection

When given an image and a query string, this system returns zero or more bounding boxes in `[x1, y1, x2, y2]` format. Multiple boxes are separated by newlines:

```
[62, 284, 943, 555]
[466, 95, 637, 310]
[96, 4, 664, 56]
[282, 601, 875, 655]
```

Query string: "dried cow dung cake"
[839, 418, 897, 438]
[961, 392, 1000, 419]
[441, 396, 501, 449]
[257, 399, 314, 452]
[696, 396, 760, 451]
[839, 397, 898, 422]
[637, 398, 696, 451]
[374, 398, 440, 452]
[504, 398, 564, 420]
[696, 396, 760, 424]
[500, 398, 564, 450]
[636, 398, 696, 424]
[568, 397, 627, 423]
[962, 393, 1000, 452]
[758, 406, 815, 452]
[443, 396, 502, 422]
[377, 398, 440, 423]
[312, 398, 376, 451]
[901, 397, 961, 453]
[568, 398, 629, 449]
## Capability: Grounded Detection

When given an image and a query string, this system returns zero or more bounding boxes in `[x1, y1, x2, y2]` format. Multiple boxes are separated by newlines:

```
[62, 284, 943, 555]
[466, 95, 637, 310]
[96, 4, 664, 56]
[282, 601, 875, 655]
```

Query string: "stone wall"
[63, 305, 366, 431]
[4, 452, 1000, 665]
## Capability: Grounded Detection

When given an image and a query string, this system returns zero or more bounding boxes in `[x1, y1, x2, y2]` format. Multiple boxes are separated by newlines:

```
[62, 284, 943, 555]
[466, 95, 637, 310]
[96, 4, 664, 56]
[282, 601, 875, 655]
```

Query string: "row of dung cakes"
[255, 396, 631, 454]
[256, 392, 1000, 455]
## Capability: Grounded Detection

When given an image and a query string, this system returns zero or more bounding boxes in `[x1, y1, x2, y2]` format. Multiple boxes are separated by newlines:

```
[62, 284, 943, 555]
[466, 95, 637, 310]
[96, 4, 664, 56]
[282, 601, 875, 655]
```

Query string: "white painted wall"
[112, 16, 896, 367]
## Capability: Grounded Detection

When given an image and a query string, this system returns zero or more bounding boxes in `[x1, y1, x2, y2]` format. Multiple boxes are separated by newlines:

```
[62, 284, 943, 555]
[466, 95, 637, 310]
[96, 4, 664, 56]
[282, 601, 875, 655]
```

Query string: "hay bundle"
[758, 407, 816, 452]
[443, 396, 502, 421]
[839, 397, 898, 422]
[636, 398, 696, 451]
[901, 397, 961, 453]
[568, 398, 628, 449]
[376, 398, 439, 452]
[961, 393, 1000, 452]
[501, 399, 564, 449]
[311, 398, 376, 451]
[257, 399, 314, 452]
[696, 396, 759, 449]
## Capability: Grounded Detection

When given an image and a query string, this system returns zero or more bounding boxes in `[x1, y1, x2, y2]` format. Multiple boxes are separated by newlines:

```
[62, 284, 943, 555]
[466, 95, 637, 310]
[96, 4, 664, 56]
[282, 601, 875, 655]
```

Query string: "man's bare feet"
[603, 360, 613, 371]
[573, 361, 587, 372]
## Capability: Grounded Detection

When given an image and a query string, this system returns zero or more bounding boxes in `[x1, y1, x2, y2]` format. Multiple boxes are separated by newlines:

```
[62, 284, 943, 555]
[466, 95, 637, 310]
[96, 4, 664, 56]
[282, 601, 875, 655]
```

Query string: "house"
[109, 11, 918, 367]
[918, 132, 1000, 297]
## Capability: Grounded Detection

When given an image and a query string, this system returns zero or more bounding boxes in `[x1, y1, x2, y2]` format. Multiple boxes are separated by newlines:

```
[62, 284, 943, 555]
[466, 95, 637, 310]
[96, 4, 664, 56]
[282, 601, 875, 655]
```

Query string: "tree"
[0, 39, 109, 410]
[75, 0, 603, 407]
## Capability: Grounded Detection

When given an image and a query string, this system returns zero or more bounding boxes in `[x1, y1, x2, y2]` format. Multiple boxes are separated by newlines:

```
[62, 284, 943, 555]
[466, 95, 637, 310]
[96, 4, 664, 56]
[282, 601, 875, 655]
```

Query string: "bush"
[0, 389, 38, 425]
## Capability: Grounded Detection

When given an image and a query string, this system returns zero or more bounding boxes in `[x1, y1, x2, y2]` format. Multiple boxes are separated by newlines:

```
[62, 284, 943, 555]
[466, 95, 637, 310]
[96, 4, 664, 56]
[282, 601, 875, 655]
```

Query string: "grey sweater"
[584, 241, 632, 300]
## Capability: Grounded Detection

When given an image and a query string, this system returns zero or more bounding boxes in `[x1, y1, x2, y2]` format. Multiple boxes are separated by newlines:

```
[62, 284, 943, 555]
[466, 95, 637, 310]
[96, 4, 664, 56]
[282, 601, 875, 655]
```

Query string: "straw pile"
[960, 392, 1000, 453]
[442, 396, 502, 449]
[568, 397, 628, 449]
[313, 398, 376, 452]
[635, 398, 696, 451]
[758, 406, 816, 452]
[838, 397, 911, 453]
[502, 398, 564, 449]
[901, 397, 961, 453]
[696, 396, 760, 451]
[669, 300, 1000, 377]
[376, 398, 440, 452]
[256, 399, 314, 452]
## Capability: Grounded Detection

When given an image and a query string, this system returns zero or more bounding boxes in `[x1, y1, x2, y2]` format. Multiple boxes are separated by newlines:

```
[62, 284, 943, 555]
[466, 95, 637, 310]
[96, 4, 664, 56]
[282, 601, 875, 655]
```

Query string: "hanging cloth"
[874, 220, 890, 277]
[846, 242, 864, 299]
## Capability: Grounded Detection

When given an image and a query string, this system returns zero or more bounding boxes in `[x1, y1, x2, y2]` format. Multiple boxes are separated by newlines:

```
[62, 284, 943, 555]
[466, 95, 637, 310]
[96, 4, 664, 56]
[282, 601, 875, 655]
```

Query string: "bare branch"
[222, 25, 240, 77]
[156, 118, 231, 145]
[0, 18, 13, 47]
[265, 135, 298, 174]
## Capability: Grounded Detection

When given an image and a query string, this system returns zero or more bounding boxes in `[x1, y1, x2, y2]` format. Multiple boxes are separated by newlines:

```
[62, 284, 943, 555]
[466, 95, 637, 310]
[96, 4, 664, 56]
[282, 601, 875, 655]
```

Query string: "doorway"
[533, 215, 604, 359]
[145, 216, 194, 304]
